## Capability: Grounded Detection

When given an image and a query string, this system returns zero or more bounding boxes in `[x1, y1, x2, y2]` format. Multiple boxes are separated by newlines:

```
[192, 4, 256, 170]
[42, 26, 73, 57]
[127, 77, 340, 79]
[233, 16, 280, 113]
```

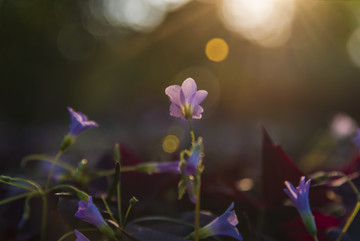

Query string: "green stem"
[133, 216, 194, 227]
[329, 171, 360, 241]
[45, 150, 63, 191]
[21, 154, 75, 173]
[0, 179, 37, 192]
[194, 177, 201, 241]
[188, 120, 195, 145]
[0, 191, 37, 205]
[8, 177, 43, 192]
[41, 193, 47, 241]
[329, 171, 360, 196]
[313, 235, 319, 241]
[48, 184, 89, 200]
[123, 198, 138, 227]
[94, 166, 137, 177]
[123, 205, 132, 227]
[101, 196, 117, 224]
[117, 181, 123, 227]
[336, 201, 360, 241]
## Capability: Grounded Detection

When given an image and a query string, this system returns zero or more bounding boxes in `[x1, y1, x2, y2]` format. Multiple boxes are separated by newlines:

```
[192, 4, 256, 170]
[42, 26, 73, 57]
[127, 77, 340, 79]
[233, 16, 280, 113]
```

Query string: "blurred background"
[1, 0, 360, 182]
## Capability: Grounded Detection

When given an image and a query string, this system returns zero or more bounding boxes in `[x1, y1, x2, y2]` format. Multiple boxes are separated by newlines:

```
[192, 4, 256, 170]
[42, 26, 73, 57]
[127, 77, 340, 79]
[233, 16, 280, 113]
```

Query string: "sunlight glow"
[99, 0, 190, 32]
[205, 38, 229, 62]
[347, 27, 360, 68]
[219, 0, 296, 48]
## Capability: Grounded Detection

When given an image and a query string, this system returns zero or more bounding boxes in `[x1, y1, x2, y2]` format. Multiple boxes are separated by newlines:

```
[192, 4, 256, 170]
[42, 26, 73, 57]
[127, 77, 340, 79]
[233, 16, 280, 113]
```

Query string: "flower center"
[182, 104, 194, 120]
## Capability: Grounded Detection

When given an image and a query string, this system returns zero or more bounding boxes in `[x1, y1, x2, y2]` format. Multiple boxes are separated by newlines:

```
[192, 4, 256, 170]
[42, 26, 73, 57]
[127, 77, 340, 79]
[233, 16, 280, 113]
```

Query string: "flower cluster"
[6, 77, 359, 241]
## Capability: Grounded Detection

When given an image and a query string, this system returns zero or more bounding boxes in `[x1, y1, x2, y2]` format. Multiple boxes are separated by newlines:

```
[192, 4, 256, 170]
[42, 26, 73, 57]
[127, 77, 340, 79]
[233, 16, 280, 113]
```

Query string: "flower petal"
[154, 161, 181, 174]
[74, 229, 90, 241]
[165, 85, 182, 107]
[75, 196, 106, 228]
[199, 202, 243, 241]
[192, 105, 204, 119]
[186, 181, 197, 204]
[181, 78, 197, 104]
[169, 103, 184, 118]
[284, 181, 298, 200]
[67, 107, 98, 136]
[191, 90, 208, 107]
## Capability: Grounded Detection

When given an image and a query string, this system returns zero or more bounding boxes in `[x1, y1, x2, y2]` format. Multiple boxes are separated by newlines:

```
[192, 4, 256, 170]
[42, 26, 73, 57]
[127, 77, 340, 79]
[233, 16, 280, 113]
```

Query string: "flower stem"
[336, 201, 360, 241]
[194, 176, 201, 241]
[21, 154, 75, 173]
[327, 171, 360, 241]
[0, 191, 37, 205]
[49, 184, 89, 200]
[94, 166, 137, 177]
[133, 216, 194, 227]
[123, 197, 138, 227]
[0, 179, 37, 192]
[329, 171, 359, 196]
[42, 150, 63, 240]
[45, 150, 63, 191]
[101, 195, 117, 224]
[188, 120, 195, 146]
[41, 193, 47, 241]
[313, 235, 319, 241]
[117, 181, 123, 227]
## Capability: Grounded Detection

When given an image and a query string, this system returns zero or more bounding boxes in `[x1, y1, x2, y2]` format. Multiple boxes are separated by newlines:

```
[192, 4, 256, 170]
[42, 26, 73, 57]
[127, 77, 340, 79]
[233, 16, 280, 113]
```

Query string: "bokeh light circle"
[205, 38, 229, 62]
[162, 135, 180, 153]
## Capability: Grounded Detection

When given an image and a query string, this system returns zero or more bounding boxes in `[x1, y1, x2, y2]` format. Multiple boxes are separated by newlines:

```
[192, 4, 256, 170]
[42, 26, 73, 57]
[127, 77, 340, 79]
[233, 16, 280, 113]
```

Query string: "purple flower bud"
[133, 161, 181, 174]
[165, 78, 208, 120]
[188, 202, 243, 240]
[284, 176, 317, 236]
[75, 196, 116, 239]
[74, 229, 90, 241]
[75, 196, 106, 228]
[153, 161, 181, 174]
[67, 107, 98, 137]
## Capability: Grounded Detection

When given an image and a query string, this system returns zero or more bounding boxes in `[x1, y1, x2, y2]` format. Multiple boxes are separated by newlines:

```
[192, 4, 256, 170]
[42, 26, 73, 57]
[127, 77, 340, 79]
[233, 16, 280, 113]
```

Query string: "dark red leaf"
[261, 126, 305, 207]
[278, 211, 340, 241]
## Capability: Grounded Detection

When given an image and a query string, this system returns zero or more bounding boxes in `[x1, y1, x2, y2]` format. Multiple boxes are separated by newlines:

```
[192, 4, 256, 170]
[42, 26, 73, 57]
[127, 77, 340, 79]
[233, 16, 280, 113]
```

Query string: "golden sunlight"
[219, 0, 296, 47]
